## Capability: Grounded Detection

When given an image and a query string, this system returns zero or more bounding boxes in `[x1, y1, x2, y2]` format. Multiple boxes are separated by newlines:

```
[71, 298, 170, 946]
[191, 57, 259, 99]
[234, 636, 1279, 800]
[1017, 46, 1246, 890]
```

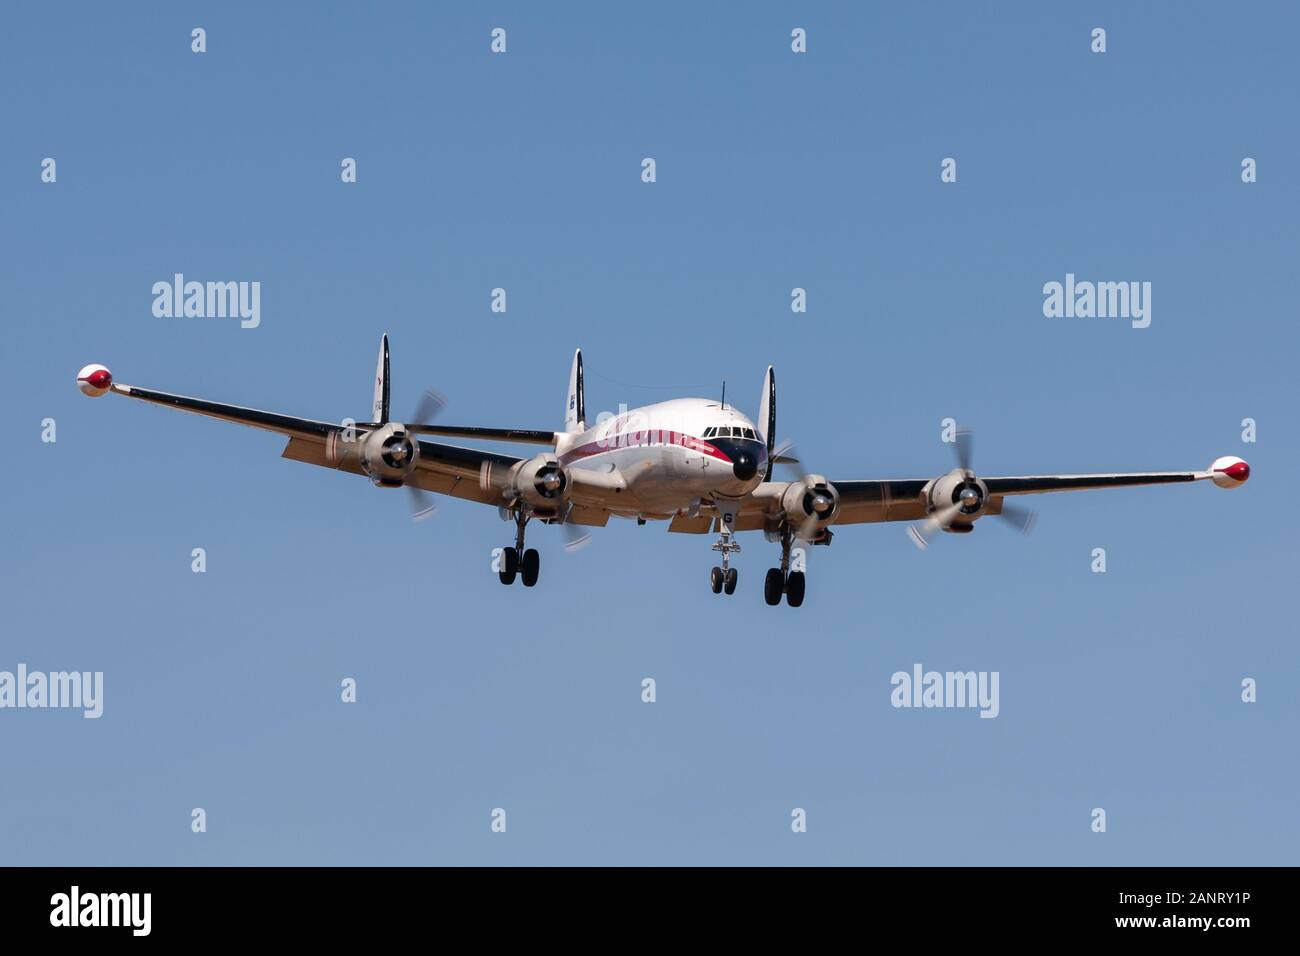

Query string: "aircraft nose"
[732, 452, 758, 481]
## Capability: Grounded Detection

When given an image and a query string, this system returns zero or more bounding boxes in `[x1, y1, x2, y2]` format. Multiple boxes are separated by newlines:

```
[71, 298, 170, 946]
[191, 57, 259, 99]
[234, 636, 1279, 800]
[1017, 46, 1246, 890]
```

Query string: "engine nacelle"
[511, 453, 571, 510]
[781, 474, 839, 540]
[327, 423, 419, 487]
[926, 468, 988, 530]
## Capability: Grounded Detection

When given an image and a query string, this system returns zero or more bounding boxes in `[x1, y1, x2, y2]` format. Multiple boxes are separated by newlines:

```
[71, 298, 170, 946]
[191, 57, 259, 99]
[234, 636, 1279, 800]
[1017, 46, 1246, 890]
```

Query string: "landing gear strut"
[499, 510, 541, 587]
[708, 502, 741, 596]
[763, 527, 805, 607]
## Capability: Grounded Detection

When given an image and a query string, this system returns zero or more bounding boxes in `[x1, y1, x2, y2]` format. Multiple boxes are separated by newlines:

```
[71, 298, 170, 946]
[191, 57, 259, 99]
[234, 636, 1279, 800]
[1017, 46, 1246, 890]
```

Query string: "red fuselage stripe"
[561, 431, 732, 464]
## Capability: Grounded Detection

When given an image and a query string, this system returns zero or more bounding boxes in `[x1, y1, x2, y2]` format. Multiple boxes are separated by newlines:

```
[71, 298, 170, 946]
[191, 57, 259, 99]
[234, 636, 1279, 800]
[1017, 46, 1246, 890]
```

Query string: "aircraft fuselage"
[557, 397, 766, 516]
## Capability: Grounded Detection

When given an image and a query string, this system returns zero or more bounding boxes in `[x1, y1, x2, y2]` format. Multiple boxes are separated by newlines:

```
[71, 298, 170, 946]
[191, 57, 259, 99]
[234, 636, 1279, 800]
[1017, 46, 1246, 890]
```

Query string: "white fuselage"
[556, 398, 767, 517]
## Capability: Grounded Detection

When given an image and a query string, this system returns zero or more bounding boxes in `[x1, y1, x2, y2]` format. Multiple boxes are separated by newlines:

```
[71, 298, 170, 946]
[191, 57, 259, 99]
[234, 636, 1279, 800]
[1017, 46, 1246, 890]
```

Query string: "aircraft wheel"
[521, 548, 540, 587]
[785, 570, 806, 608]
[498, 546, 519, 585]
[723, 567, 738, 595]
[763, 568, 784, 606]
[710, 566, 724, 593]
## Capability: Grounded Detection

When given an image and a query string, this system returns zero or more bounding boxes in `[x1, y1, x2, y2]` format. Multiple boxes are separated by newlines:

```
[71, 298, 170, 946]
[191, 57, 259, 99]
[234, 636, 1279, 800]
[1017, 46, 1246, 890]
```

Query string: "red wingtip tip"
[77, 364, 113, 396]
[1210, 456, 1250, 488]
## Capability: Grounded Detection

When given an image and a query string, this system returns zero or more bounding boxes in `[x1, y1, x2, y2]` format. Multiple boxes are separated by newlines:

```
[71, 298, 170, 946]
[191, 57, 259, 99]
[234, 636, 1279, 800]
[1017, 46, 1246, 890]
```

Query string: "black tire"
[710, 566, 724, 593]
[723, 567, 738, 595]
[521, 548, 540, 587]
[498, 547, 519, 585]
[763, 568, 784, 605]
[785, 570, 806, 608]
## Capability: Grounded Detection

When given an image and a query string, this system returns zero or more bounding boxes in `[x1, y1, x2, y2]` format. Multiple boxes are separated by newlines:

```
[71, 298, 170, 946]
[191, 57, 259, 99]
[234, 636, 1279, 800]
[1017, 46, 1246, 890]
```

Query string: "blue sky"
[2, 1, 1296, 864]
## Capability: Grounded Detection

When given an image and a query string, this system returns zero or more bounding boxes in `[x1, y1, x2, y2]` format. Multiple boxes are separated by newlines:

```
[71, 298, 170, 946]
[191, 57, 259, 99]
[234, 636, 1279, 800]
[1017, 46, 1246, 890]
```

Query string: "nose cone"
[732, 452, 758, 481]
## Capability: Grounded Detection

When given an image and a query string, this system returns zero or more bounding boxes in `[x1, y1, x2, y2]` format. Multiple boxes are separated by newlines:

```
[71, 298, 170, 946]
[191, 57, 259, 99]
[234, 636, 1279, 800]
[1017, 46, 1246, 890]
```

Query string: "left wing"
[728, 459, 1249, 531]
[830, 464, 1251, 526]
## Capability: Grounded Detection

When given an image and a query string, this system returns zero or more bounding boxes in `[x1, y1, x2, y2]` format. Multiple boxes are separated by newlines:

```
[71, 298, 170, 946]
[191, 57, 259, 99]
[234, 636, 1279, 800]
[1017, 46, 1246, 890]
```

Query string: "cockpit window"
[707, 425, 760, 439]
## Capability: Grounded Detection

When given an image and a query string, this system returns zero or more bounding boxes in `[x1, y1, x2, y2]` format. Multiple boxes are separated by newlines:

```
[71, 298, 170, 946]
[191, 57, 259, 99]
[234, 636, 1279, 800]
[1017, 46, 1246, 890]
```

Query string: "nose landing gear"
[710, 565, 738, 594]
[708, 502, 741, 596]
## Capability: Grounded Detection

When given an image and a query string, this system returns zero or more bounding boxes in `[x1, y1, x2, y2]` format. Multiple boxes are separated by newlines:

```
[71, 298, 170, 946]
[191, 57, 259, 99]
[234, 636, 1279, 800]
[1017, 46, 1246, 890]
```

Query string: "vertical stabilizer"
[758, 365, 776, 480]
[373, 334, 391, 424]
[564, 348, 586, 433]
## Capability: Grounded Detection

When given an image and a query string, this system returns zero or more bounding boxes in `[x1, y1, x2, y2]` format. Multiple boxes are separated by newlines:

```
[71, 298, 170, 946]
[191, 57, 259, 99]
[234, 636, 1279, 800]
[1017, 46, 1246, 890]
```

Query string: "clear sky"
[2, 1, 1296, 865]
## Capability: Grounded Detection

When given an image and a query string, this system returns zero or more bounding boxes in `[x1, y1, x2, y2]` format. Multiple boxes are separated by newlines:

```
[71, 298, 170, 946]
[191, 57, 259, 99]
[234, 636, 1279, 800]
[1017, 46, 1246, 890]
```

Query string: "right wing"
[400, 424, 557, 446]
[281, 436, 524, 508]
[98, 377, 618, 512]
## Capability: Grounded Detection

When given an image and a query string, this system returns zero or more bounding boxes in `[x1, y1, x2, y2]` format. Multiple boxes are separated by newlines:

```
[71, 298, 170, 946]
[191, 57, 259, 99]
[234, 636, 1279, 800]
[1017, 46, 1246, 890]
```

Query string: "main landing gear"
[708, 502, 741, 596]
[763, 527, 805, 607]
[499, 510, 540, 587]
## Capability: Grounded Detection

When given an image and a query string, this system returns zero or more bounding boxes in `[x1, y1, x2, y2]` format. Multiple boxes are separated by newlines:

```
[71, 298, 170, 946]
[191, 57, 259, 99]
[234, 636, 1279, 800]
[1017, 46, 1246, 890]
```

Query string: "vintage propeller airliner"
[77, 337, 1250, 606]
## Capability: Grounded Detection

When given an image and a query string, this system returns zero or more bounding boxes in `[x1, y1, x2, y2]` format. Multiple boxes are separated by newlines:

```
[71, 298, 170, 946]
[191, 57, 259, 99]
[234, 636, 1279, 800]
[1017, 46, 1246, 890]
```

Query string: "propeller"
[773, 440, 836, 542]
[406, 483, 436, 521]
[561, 521, 592, 553]
[997, 501, 1037, 535]
[390, 389, 448, 521]
[406, 389, 450, 520]
[771, 439, 805, 480]
[953, 427, 974, 473]
[406, 388, 447, 432]
[906, 502, 965, 551]
[907, 427, 1037, 549]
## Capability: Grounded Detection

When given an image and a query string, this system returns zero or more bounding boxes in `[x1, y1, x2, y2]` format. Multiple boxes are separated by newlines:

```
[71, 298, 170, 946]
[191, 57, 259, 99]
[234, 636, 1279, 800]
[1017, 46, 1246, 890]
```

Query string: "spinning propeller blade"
[908, 427, 1037, 549]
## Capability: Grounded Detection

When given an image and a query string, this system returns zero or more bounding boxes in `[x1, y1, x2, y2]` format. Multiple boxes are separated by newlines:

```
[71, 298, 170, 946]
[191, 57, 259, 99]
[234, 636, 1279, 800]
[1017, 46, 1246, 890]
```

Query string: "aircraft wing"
[280, 435, 523, 507]
[399, 425, 557, 446]
[717, 479, 929, 530]
[93, 379, 530, 508]
[727, 461, 1248, 532]
[825, 469, 1240, 526]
